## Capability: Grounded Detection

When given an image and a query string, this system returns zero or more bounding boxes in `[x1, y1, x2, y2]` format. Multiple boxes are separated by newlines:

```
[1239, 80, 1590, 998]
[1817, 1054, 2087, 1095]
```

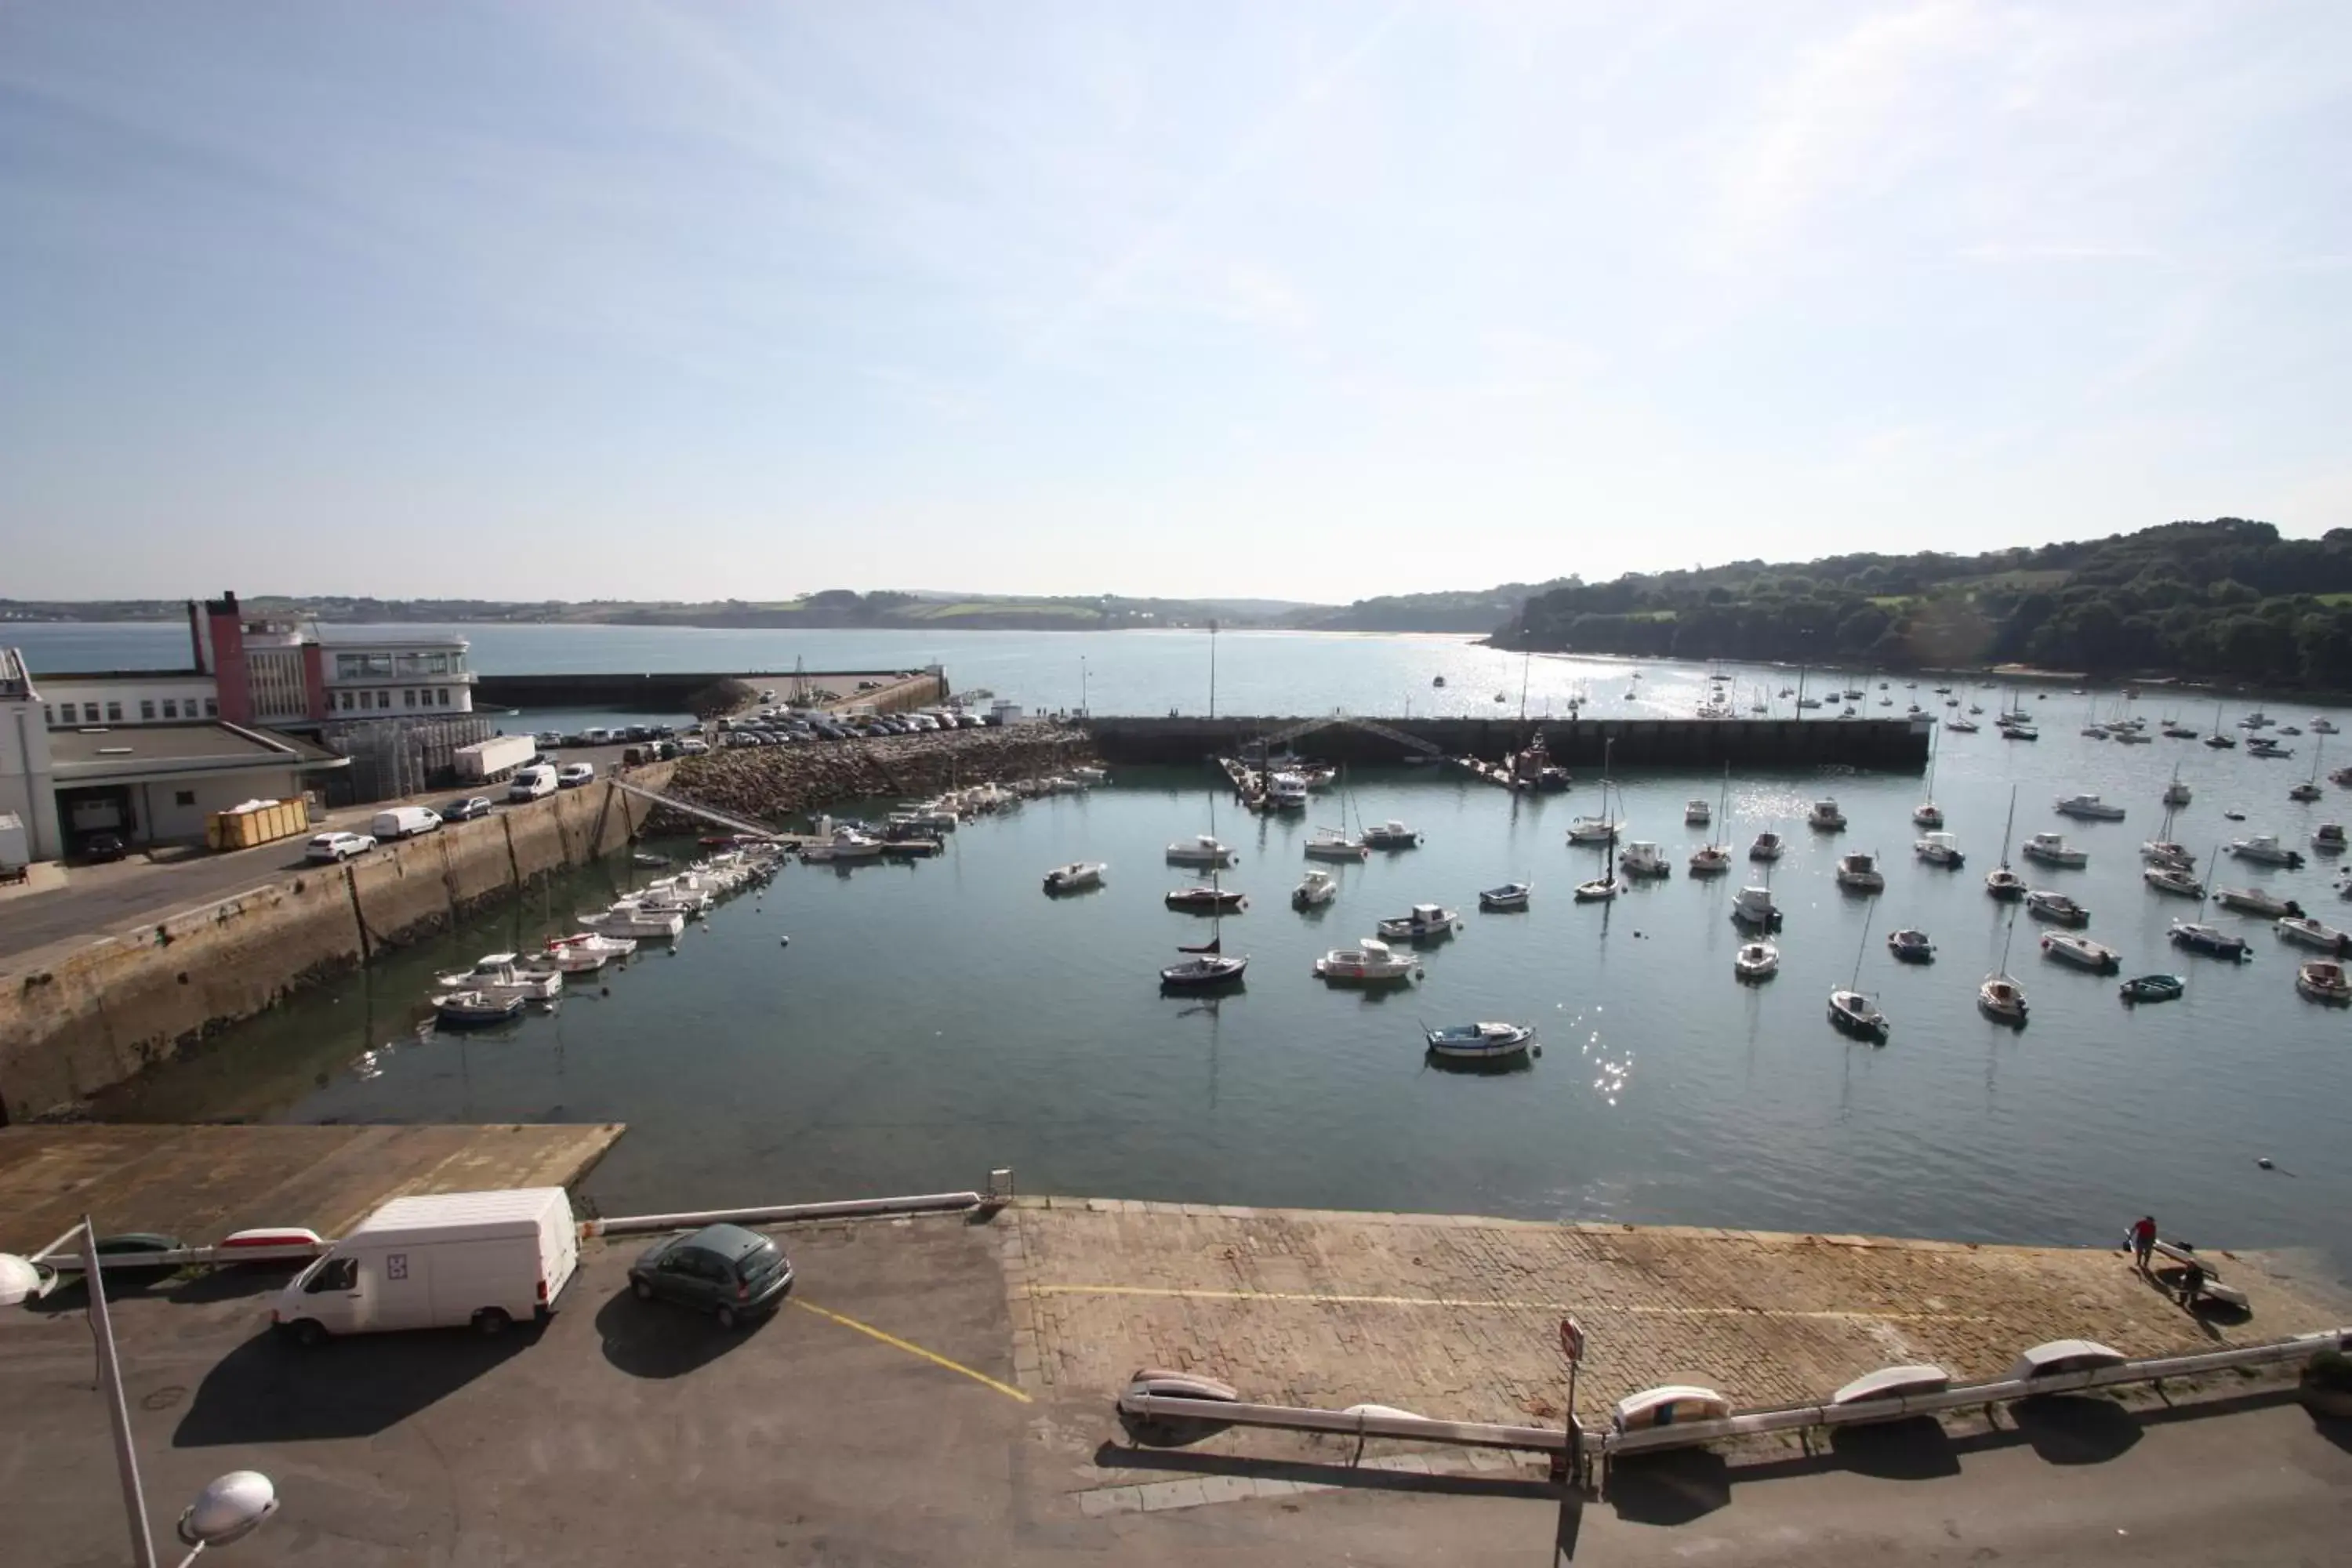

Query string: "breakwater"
[475, 668, 946, 713]
[0, 768, 673, 1122]
[655, 724, 1097, 830]
[1084, 714, 1929, 769]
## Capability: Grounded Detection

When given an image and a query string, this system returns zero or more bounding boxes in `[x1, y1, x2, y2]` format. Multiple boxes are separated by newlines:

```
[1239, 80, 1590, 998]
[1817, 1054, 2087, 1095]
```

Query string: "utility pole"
[1208, 619, 1218, 720]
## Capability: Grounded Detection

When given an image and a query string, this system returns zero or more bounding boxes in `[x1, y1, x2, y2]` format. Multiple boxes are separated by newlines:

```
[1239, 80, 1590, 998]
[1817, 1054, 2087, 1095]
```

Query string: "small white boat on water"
[1304, 826, 1370, 862]
[1733, 940, 1779, 981]
[1946, 717, 1979, 732]
[1423, 1021, 1534, 1063]
[1315, 938, 1417, 983]
[1166, 834, 1236, 867]
[1069, 765, 1109, 786]
[1912, 801, 1945, 829]
[2026, 888, 2089, 926]
[1834, 851, 1885, 891]
[2163, 776, 2192, 808]
[544, 932, 635, 972]
[1292, 869, 1338, 909]
[2056, 794, 2126, 821]
[1731, 884, 1782, 928]
[2041, 932, 2121, 973]
[2228, 833, 2306, 868]
[1268, 773, 1310, 810]
[1574, 874, 1618, 903]
[2216, 885, 2303, 916]
[1617, 841, 1671, 879]
[1808, 799, 1848, 831]
[2143, 865, 2205, 898]
[1915, 832, 1965, 868]
[1748, 831, 1784, 862]
[1478, 881, 1532, 912]
[1375, 903, 1459, 942]
[1688, 843, 1732, 875]
[2021, 832, 2087, 868]
[432, 953, 564, 1004]
[2315, 824, 2347, 855]
[579, 902, 687, 940]
[1886, 927, 1935, 962]
[801, 826, 884, 862]
[2278, 915, 2350, 953]
[433, 990, 525, 1029]
[1684, 799, 1711, 825]
[1362, 819, 1422, 849]
[2296, 959, 2352, 1004]
[1044, 861, 1106, 895]
[2141, 839, 2195, 868]
[1985, 866, 2026, 901]
[1828, 989, 1888, 1040]
[1566, 815, 1622, 845]
[1978, 973, 2028, 1025]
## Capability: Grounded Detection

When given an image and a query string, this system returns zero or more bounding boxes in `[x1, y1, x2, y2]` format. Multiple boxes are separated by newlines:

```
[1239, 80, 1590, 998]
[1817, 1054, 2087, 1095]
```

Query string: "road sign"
[1559, 1315, 1585, 1363]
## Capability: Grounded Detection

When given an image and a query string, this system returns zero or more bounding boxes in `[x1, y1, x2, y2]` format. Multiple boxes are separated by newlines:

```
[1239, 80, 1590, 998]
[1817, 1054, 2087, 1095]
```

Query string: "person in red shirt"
[2130, 1216, 2158, 1273]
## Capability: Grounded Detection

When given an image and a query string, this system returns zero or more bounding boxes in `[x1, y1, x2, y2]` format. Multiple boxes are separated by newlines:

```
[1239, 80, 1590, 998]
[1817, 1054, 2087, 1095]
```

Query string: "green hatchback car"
[628, 1224, 793, 1329]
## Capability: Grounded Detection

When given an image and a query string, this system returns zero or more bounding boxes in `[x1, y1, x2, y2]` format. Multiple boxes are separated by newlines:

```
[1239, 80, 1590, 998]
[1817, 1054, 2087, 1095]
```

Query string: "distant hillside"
[1496, 519, 2352, 688]
[1287, 581, 1574, 633]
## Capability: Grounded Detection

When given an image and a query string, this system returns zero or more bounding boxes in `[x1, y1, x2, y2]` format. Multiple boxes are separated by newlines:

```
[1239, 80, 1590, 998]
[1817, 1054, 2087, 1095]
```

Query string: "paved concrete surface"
[2, 1210, 2347, 1566]
[0, 1123, 625, 1254]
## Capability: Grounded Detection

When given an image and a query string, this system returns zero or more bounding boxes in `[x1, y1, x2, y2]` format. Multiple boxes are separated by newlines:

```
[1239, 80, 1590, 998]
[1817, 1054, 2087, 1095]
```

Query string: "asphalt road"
[2, 1214, 2347, 1566]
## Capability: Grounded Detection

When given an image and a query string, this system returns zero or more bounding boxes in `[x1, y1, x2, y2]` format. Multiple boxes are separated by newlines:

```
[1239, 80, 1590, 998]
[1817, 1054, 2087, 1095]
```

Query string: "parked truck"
[271, 1187, 579, 1344]
[456, 734, 536, 784]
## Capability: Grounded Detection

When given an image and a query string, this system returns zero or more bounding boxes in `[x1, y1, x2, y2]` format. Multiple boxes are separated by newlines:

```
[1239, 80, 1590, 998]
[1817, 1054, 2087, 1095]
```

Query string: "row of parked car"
[303, 764, 597, 862]
[724, 709, 985, 747]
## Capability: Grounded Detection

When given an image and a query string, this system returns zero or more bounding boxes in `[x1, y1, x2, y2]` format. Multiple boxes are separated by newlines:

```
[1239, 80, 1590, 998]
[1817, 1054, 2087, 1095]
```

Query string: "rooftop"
[48, 722, 343, 776]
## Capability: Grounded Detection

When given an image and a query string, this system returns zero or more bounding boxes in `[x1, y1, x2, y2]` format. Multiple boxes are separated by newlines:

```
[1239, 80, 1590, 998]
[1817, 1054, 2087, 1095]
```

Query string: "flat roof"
[33, 670, 212, 684]
[48, 722, 345, 777]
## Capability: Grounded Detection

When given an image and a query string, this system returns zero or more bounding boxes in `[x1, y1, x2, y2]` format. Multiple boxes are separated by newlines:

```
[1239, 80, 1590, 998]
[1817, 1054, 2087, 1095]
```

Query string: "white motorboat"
[578, 902, 686, 940]
[543, 931, 634, 972]
[1166, 834, 1236, 868]
[2021, 832, 2087, 868]
[1915, 832, 1964, 868]
[801, 826, 884, 862]
[1730, 884, 1782, 928]
[638, 876, 713, 912]
[2056, 794, 2125, 822]
[2025, 889, 2089, 926]
[1164, 884, 1247, 913]
[1293, 869, 1338, 909]
[2216, 885, 2303, 916]
[1043, 861, 1106, 895]
[2041, 932, 2121, 973]
[2170, 921, 2251, 960]
[1363, 819, 1422, 849]
[2228, 833, 2306, 869]
[432, 990, 525, 1029]
[432, 953, 563, 1004]
[2315, 824, 2347, 855]
[2141, 839, 2195, 868]
[1985, 866, 2026, 900]
[2143, 865, 2205, 898]
[1375, 903, 1458, 942]
[1315, 938, 1417, 983]
[1748, 831, 1784, 862]
[1912, 801, 1945, 829]
[1617, 841, 1671, 879]
[1886, 927, 1935, 962]
[1978, 973, 2029, 1025]
[1684, 798, 1711, 825]
[1808, 799, 1848, 831]
[1733, 940, 1780, 981]
[1828, 989, 1888, 1040]
[1069, 765, 1109, 786]
[1834, 851, 1884, 891]
[1566, 815, 1621, 845]
[2277, 915, 2350, 953]
[1423, 1022, 1534, 1063]
[2314, 717, 2341, 735]
[2296, 960, 2352, 1004]
[1688, 843, 1732, 876]
[1304, 827, 1369, 862]
[1268, 772, 1310, 810]
[1478, 881, 1532, 911]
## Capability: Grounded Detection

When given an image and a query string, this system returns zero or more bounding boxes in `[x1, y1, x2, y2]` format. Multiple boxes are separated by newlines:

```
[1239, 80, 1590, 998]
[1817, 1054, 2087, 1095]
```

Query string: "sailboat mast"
[1852, 897, 1875, 989]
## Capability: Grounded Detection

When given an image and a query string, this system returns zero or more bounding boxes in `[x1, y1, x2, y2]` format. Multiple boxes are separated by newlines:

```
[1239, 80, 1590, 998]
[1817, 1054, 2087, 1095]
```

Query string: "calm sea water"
[83, 647, 2352, 1276]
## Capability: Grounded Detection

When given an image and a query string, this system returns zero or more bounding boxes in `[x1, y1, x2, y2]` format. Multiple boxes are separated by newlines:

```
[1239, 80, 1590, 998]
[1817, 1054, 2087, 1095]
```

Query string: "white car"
[304, 831, 376, 863]
[557, 763, 596, 789]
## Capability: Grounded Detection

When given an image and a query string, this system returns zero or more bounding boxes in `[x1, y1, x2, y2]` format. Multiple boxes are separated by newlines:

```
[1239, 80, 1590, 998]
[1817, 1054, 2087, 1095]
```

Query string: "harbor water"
[85, 673, 2352, 1280]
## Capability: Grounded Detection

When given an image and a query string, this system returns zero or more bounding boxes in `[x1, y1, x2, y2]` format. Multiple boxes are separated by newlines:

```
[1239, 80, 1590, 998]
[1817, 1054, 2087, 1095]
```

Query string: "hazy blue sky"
[3, 2, 2347, 604]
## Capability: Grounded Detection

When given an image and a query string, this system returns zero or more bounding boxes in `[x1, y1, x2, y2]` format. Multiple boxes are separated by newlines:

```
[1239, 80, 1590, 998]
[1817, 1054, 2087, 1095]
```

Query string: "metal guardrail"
[578, 1192, 985, 1239]
[1118, 1391, 1571, 1453]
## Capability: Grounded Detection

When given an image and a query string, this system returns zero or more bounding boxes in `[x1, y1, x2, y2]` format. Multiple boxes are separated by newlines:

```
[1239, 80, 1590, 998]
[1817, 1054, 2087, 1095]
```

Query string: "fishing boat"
[2025, 889, 2089, 927]
[1314, 938, 1417, 984]
[2143, 864, 2205, 898]
[1268, 772, 1310, 810]
[1362, 820, 1423, 849]
[432, 990, 525, 1029]
[1043, 861, 1106, 895]
[2055, 794, 2126, 822]
[1423, 1021, 1534, 1064]
[2042, 932, 2122, 974]
[578, 901, 687, 940]
[1478, 880, 1532, 911]
[1808, 798, 1848, 831]
[1748, 831, 1785, 862]
[1304, 827, 1370, 862]
[1165, 884, 1247, 913]
[1914, 831, 1965, 868]
[2296, 960, 2352, 1004]
[1731, 884, 1782, 929]
[2216, 885, 2303, 917]
[2227, 833, 2306, 869]
[1375, 903, 1459, 942]
[2119, 973, 2184, 1004]
[543, 931, 635, 973]
[1733, 940, 1780, 981]
[1292, 869, 1338, 909]
[800, 825, 884, 862]
[1617, 841, 1671, 879]
[2021, 832, 2088, 868]
[1886, 928, 1936, 963]
[431, 953, 564, 1005]
[2277, 915, 2351, 953]
[1166, 834, 1236, 867]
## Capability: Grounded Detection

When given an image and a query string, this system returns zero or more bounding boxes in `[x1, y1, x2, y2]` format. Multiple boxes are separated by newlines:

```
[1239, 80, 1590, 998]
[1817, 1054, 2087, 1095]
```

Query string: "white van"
[272, 1187, 579, 1344]
[371, 806, 442, 840]
[508, 765, 557, 802]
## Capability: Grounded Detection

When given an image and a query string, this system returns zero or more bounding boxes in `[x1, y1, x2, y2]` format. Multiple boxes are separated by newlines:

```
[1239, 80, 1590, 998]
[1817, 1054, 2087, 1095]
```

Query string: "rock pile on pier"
[652, 724, 1097, 831]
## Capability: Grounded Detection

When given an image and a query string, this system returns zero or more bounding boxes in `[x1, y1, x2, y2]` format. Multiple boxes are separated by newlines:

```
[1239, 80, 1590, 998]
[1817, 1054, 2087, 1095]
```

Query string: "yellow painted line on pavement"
[1033, 1283, 1991, 1325]
[790, 1298, 1033, 1403]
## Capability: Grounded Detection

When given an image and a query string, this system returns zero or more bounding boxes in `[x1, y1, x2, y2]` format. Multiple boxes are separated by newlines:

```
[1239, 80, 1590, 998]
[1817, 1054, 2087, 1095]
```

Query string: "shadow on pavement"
[1088, 1441, 1558, 1501]
[2011, 1395, 2143, 1465]
[1824, 1416, 1962, 1480]
[1606, 1449, 1731, 1525]
[165, 1265, 303, 1306]
[174, 1326, 535, 1446]
[594, 1288, 769, 1379]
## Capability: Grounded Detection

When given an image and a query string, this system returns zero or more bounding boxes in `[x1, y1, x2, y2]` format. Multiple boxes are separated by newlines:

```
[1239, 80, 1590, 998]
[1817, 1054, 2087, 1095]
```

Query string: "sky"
[2, 2, 2349, 605]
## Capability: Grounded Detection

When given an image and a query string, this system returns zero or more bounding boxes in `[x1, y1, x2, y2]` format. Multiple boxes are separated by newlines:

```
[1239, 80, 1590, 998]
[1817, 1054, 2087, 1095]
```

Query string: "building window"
[436, 688, 449, 706]
[105, 701, 123, 722]
[338, 691, 354, 711]
[42, 705, 54, 724]
[204, 697, 217, 717]
[140, 699, 156, 720]
[162, 699, 179, 719]
[175, 789, 195, 807]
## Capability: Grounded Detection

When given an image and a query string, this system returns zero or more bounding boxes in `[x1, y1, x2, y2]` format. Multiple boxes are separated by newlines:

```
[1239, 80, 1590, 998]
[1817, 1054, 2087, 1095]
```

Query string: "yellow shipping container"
[206, 798, 310, 851]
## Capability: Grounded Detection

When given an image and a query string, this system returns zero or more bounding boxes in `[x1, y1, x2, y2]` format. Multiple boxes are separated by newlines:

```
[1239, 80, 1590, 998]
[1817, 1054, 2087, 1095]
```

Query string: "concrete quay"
[1087, 714, 1931, 770]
